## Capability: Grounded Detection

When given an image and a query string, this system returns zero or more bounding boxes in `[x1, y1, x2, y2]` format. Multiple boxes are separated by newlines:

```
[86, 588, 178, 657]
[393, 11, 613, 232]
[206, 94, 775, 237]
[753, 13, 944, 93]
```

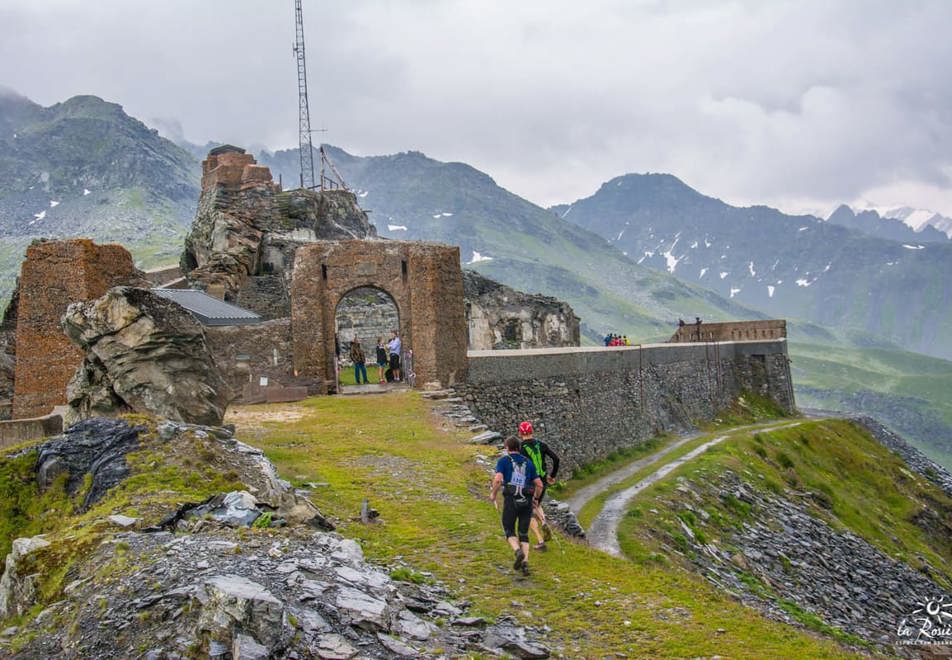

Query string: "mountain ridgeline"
[553, 173, 952, 361]
[257, 147, 758, 343]
[0, 88, 199, 302]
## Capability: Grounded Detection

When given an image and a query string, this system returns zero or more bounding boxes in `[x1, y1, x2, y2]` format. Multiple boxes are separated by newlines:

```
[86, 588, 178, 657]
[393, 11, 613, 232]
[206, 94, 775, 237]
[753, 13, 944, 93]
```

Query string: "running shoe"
[513, 548, 526, 570]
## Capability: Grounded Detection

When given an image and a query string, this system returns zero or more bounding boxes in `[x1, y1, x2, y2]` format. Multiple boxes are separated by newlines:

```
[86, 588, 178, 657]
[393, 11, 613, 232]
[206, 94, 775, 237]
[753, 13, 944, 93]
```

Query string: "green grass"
[230, 392, 853, 658]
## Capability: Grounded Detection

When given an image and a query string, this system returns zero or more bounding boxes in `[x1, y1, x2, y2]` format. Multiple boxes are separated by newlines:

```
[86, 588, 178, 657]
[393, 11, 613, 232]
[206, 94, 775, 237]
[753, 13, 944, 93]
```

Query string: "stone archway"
[335, 286, 400, 351]
[335, 286, 400, 384]
[290, 240, 468, 391]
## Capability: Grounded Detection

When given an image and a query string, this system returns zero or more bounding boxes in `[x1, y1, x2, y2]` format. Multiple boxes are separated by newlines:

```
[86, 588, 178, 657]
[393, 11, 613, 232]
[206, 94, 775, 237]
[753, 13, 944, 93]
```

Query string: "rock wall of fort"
[204, 319, 295, 399]
[11, 239, 144, 419]
[457, 340, 795, 474]
[463, 270, 580, 350]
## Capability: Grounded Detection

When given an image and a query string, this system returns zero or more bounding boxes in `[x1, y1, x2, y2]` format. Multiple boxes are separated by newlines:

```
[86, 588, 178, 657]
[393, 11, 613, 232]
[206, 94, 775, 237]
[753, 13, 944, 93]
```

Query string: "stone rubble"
[5, 525, 550, 659]
[667, 470, 949, 652]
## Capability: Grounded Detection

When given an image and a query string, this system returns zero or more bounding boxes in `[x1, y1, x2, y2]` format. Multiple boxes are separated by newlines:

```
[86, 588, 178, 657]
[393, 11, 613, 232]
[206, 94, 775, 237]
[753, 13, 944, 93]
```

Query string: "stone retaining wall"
[458, 340, 794, 474]
[0, 412, 63, 449]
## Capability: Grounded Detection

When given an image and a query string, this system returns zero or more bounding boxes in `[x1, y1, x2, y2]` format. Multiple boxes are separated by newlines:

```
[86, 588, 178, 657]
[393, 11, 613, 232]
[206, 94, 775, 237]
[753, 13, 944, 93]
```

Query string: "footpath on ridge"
[574, 420, 804, 557]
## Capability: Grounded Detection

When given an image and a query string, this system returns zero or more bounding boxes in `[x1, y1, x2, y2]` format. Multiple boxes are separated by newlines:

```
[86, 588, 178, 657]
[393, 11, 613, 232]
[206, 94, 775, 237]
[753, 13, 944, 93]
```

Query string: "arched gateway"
[290, 240, 468, 391]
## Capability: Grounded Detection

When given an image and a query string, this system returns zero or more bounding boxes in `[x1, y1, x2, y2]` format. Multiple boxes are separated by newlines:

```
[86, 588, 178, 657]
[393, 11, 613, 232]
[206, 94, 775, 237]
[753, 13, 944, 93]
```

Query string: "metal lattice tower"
[293, 0, 315, 189]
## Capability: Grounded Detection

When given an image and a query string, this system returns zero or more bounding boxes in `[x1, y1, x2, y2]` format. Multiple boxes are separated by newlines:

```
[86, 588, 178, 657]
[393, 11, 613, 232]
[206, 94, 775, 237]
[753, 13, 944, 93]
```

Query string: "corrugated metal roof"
[152, 289, 262, 326]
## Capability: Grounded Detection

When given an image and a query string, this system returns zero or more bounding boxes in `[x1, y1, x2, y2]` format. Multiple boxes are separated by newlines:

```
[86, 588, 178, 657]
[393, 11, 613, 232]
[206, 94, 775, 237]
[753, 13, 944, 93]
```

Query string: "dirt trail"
[584, 421, 802, 557]
[565, 433, 702, 514]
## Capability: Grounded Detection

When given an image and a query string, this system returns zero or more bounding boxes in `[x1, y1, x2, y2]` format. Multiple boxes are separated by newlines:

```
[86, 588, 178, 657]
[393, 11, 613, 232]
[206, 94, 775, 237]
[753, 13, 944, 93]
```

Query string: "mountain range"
[1, 89, 952, 465]
[0, 88, 198, 301]
[552, 174, 952, 361]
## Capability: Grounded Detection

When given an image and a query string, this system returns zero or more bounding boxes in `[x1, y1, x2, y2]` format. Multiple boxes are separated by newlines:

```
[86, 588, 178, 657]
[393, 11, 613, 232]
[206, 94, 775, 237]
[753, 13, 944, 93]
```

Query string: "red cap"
[518, 421, 534, 436]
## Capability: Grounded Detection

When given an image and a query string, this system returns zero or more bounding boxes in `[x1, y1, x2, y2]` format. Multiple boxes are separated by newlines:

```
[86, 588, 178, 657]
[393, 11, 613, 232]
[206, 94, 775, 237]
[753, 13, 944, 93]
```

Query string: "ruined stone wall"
[458, 340, 795, 474]
[291, 240, 468, 390]
[0, 281, 17, 420]
[12, 239, 143, 419]
[669, 319, 787, 343]
[181, 146, 375, 314]
[463, 270, 580, 350]
[204, 319, 294, 399]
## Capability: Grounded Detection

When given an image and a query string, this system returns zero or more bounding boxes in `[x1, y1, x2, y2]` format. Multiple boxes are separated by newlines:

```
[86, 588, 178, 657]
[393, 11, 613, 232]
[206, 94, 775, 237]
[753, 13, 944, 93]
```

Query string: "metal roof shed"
[151, 289, 262, 326]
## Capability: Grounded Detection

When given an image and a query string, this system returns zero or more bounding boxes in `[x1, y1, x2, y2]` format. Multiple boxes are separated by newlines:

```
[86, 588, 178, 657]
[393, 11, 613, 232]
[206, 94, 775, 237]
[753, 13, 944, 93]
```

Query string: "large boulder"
[62, 286, 230, 425]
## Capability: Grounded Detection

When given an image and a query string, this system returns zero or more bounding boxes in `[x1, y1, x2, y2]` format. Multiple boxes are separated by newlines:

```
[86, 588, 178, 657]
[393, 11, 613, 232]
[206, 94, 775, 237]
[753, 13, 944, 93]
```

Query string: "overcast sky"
[2, 0, 951, 216]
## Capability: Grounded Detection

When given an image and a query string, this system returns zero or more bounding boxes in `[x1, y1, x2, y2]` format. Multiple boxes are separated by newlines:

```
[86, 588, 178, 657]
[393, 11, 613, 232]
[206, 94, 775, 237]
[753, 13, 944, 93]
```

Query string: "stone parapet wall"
[669, 319, 787, 343]
[0, 412, 63, 449]
[458, 340, 795, 474]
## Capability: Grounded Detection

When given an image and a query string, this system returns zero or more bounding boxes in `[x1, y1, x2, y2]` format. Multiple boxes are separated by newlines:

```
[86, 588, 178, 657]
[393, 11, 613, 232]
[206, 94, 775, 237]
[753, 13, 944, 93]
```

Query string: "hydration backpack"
[505, 456, 530, 502]
[523, 441, 546, 479]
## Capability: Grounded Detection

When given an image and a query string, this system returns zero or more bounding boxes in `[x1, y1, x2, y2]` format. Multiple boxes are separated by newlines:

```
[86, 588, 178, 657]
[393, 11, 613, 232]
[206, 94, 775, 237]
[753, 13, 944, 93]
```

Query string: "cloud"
[1, 0, 951, 214]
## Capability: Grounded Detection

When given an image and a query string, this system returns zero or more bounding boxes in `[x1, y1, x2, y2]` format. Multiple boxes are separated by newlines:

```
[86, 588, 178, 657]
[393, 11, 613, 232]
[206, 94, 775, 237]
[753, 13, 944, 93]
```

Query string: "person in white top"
[387, 330, 402, 382]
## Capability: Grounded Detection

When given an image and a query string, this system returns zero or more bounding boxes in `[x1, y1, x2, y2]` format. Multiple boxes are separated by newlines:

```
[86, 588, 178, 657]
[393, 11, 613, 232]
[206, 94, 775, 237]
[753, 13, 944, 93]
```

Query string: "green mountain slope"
[555, 173, 952, 360]
[0, 89, 199, 302]
[258, 147, 758, 342]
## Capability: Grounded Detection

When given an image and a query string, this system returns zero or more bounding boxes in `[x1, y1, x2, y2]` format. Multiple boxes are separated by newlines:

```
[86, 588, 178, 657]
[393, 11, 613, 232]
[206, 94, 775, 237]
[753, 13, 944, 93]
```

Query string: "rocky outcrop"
[0, 535, 50, 620]
[62, 287, 230, 426]
[181, 146, 375, 314]
[463, 270, 580, 350]
[0, 416, 549, 658]
[36, 418, 144, 510]
[9, 527, 549, 659]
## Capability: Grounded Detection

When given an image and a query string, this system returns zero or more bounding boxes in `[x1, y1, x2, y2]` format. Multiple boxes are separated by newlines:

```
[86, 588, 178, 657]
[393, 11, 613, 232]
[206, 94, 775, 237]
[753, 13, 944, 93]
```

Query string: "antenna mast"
[293, 0, 315, 190]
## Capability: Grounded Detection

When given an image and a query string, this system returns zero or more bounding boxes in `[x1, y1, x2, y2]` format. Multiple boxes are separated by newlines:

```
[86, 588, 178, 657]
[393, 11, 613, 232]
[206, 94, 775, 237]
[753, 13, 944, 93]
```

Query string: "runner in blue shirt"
[491, 436, 543, 576]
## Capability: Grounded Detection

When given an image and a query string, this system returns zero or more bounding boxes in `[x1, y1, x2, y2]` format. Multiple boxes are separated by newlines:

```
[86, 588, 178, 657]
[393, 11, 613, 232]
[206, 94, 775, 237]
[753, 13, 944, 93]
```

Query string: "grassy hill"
[614, 418, 952, 648]
[230, 392, 853, 657]
[790, 342, 952, 465]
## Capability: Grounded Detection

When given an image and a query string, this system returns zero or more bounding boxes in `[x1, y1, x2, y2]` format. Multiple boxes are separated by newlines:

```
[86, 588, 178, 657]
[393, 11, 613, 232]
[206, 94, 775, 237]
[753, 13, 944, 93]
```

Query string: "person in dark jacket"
[518, 421, 560, 550]
[349, 339, 367, 384]
[375, 337, 388, 384]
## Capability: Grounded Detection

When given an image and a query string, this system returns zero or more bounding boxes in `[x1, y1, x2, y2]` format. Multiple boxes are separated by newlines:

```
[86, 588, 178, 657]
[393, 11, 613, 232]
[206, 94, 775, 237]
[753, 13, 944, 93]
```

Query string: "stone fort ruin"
[0, 145, 795, 474]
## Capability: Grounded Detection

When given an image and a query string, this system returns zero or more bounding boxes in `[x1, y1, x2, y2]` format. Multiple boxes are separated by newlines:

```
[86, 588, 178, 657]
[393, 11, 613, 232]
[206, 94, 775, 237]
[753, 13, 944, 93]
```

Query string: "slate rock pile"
[7, 527, 549, 659]
[850, 414, 952, 497]
[670, 471, 948, 651]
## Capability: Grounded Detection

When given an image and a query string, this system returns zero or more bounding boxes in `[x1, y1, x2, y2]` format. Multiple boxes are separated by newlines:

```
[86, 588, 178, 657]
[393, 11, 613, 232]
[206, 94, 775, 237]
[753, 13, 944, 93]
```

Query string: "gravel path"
[584, 421, 802, 557]
[565, 433, 702, 514]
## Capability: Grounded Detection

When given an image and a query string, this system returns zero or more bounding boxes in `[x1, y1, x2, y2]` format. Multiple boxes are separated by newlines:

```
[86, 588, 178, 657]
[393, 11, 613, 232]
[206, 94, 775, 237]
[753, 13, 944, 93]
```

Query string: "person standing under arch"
[388, 329, 402, 382]
[375, 337, 388, 384]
